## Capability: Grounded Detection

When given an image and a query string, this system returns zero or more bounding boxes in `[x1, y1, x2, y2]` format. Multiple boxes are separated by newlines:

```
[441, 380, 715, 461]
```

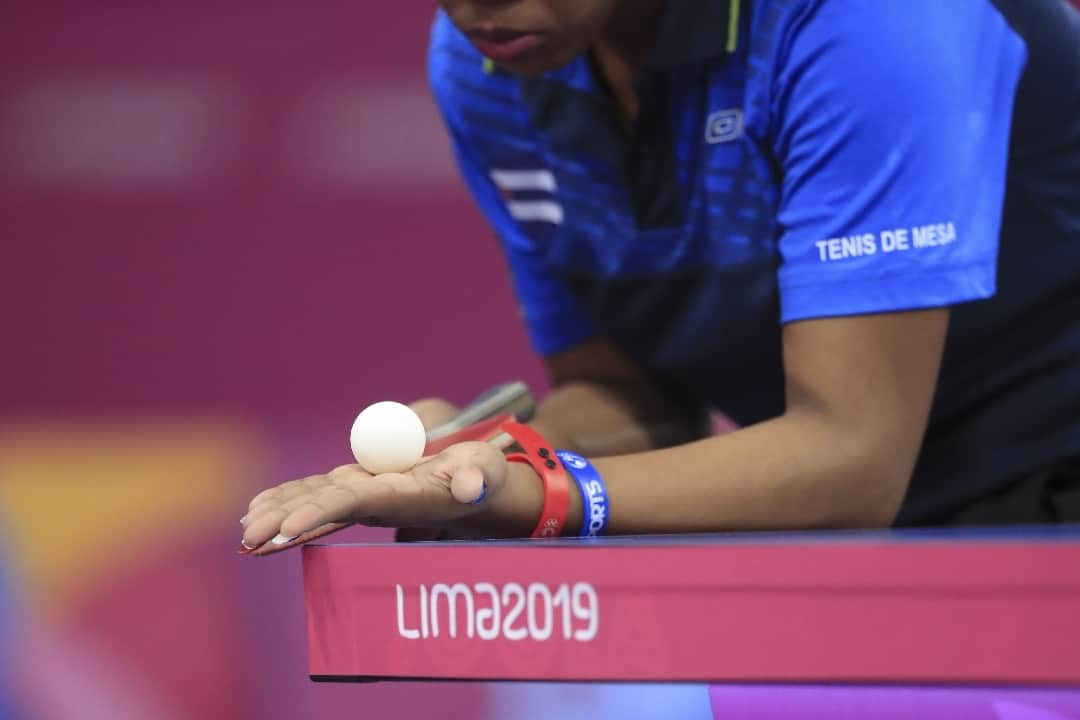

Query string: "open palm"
[240, 441, 507, 551]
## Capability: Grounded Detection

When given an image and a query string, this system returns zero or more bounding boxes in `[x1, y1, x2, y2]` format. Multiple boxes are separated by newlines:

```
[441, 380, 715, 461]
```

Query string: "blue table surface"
[316, 524, 1080, 550]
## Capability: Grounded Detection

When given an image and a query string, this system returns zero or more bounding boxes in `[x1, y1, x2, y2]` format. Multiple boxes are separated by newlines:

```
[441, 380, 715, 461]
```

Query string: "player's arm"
[400, 362, 704, 541]
[410, 340, 708, 457]
[526, 338, 710, 457]
[239, 307, 946, 549]
[481, 309, 947, 533]
[239, 5, 1020, 549]
[479, 0, 1022, 535]
[594, 309, 946, 531]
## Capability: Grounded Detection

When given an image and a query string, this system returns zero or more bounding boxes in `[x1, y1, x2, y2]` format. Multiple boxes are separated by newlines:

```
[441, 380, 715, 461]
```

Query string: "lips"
[466, 28, 542, 63]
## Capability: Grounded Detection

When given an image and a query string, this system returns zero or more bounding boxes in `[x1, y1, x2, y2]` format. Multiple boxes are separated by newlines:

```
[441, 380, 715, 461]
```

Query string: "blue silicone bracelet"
[555, 450, 609, 537]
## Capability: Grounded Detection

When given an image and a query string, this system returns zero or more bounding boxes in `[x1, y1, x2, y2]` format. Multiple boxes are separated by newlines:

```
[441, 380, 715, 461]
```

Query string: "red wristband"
[500, 422, 571, 539]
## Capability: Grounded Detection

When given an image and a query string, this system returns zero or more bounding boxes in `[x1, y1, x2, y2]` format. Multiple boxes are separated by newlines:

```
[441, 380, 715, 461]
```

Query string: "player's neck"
[596, 0, 665, 70]
[591, 1, 664, 125]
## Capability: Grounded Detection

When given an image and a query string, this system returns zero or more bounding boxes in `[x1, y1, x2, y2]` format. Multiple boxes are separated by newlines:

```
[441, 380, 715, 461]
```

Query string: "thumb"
[418, 441, 505, 505]
[449, 464, 487, 505]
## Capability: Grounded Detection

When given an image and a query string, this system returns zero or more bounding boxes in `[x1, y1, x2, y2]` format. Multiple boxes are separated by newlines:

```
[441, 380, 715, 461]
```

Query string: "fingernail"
[271, 533, 300, 546]
[470, 481, 488, 505]
[237, 540, 258, 555]
[240, 515, 247, 525]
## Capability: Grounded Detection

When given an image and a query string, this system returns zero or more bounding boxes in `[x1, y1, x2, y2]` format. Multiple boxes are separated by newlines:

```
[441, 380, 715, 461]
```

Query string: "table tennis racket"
[243, 381, 536, 556]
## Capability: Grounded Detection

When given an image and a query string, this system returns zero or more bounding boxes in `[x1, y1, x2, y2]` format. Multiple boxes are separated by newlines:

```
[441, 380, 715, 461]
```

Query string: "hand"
[240, 440, 511, 549]
[399, 397, 465, 542]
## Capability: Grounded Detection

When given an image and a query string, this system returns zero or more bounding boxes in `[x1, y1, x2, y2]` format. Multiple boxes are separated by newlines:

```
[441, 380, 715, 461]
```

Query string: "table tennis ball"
[350, 401, 426, 474]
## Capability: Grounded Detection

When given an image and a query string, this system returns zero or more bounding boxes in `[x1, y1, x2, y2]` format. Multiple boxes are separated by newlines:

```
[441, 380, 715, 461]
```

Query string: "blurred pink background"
[12, 2, 1073, 718]
[0, 2, 548, 718]
[0, 4, 715, 717]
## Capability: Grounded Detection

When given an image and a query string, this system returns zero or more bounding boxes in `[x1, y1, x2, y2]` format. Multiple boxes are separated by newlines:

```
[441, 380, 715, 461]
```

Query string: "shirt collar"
[645, 0, 742, 68]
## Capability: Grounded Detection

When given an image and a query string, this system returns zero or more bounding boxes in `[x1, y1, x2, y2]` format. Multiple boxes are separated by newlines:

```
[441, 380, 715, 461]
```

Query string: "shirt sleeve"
[771, 0, 1028, 323]
[428, 28, 596, 355]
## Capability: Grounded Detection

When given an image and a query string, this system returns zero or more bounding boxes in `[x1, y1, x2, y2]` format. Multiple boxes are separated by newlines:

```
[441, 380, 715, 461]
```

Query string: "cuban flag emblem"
[490, 168, 564, 225]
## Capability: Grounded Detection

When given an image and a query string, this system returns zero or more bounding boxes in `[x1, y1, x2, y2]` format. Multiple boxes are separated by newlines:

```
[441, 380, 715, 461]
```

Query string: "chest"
[507, 56, 781, 278]
[479, 56, 790, 420]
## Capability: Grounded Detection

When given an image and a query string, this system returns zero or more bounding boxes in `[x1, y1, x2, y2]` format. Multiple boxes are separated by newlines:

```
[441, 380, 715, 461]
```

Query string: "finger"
[437, 441, 508, 490]
[243, 484, 358, 550]
[241, 507, 289, 549]
[241, 476, 334, 536]
[247, 486, 282, 511]
[243, 490, 294, 528]
[450, 464, 487, 505]
[247, 521, 350, 556]
[247, 475, 325, 513]
[266, 465, 383, 521]
[276, 483, 357, 519]
[243, 486, 323, 533]
[413, 441, 493, 505]
[279, 486, 364, 538]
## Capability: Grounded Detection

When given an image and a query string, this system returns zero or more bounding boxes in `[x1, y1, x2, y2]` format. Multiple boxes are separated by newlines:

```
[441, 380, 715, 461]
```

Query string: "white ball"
[350, 401, 427, 474]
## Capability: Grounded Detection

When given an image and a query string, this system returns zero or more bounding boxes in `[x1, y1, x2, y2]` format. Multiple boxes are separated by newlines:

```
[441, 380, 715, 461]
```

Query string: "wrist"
[467, 460, 545, 537]
[482, 450, 588, 538]
[557, 459, 585, 536]
[522, 421, 584, 532]
[509, 460, 551, 534]
[464, 427, 588, 538]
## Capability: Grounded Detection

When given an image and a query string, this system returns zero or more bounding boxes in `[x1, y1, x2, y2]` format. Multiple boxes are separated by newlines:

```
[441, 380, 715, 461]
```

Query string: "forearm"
[529, 380, 709, 457]
[476, 312, 940, 537]
[592, 408, 909, 533]
[468, 377, 704, 538]
[479, 407, 909, 537]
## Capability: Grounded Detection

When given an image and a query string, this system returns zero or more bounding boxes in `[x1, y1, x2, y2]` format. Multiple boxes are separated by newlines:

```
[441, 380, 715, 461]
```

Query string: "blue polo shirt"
[428, 0, 1080, 524]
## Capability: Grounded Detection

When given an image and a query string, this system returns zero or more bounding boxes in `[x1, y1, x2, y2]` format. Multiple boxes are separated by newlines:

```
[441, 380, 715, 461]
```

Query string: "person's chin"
[492, 45, 581, 77]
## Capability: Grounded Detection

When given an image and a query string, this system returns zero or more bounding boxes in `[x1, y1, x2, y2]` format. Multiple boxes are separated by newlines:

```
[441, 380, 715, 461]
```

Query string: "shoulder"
[746, 0, 1026, 142]
[746, 0, 1025, 75]
[750, 0, 1019, 37]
